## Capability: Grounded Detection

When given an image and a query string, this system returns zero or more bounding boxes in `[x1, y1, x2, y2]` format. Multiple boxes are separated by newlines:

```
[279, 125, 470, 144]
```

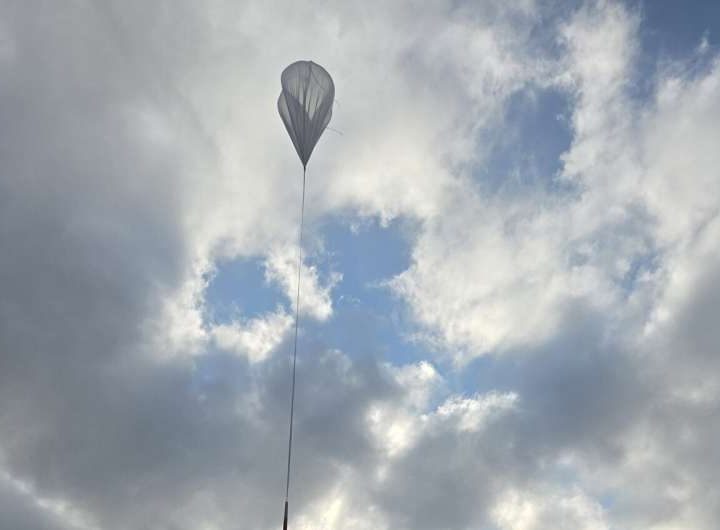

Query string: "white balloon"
[278, 61, 335, 167]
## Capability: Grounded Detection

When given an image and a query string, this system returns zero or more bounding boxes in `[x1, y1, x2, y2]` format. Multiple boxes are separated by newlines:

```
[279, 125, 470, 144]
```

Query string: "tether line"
[283, 165, 306, 530]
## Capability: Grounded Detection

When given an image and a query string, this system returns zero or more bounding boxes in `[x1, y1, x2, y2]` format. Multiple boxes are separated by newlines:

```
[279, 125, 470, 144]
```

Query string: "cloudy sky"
[1, 0, 719, 529]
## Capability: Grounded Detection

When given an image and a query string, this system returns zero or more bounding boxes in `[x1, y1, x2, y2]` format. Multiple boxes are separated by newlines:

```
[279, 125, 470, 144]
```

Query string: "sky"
[0, 0, 719, 529]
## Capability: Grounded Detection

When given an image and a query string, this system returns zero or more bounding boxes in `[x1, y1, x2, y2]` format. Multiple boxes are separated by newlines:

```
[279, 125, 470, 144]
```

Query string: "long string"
[284, 165, 306, 530]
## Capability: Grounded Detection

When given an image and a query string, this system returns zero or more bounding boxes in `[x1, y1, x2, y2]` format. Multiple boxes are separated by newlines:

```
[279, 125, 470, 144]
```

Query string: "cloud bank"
[1, 0, 719, 529]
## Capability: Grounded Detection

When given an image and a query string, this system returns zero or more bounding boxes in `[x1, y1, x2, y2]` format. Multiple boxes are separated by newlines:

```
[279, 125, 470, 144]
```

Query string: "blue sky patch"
[474, 86, 575, 196]
[203, 256, 285, 324]
[308, 215, 423, 363]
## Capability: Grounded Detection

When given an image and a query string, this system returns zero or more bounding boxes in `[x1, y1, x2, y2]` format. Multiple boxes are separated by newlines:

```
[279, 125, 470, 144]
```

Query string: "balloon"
[278, 61, 335, 530]
[278, 60, 335, 168]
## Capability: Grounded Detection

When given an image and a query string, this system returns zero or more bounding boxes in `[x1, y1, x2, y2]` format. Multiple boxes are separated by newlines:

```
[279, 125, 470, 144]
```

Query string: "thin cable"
[283, 165, 306, 530]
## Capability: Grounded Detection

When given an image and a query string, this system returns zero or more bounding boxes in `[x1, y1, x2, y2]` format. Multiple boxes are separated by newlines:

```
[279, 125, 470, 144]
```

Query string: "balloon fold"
[278, 60, 335, 168]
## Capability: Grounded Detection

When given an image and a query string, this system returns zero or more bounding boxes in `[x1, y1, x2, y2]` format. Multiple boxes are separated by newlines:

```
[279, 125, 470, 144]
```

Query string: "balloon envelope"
[278, 61, 334, 167]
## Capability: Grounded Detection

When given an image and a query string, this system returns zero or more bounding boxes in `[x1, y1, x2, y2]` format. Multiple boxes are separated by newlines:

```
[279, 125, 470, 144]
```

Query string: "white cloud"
[434, 391, 518, 432]
[366, 362, 443, 457]
[264, 245, 341, 321]
[210, 308, 293, 362]
[492, 487, 609, 530]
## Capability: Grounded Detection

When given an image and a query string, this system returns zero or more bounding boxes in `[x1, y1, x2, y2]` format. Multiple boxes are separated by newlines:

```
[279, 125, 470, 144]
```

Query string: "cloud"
[211, 308, 293, 362]
[264, 245, 341, 321]
[1, 0, 720, 529]
[0, 470, 94, 530]
[492, 487, 609, 530]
